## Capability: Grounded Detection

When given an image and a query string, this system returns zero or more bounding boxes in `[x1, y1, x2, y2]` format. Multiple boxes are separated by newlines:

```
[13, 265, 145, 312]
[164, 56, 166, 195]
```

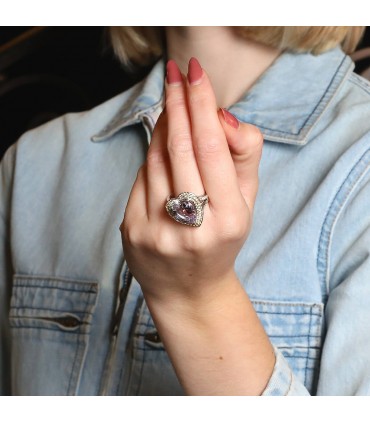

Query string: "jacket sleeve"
[262, 346, 310, 395]
[0, 145, 16, 395]
[315, 162, 370, 395]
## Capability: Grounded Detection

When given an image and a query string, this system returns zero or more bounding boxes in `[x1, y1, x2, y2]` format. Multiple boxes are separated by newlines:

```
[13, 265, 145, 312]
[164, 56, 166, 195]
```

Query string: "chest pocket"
[9, 275, 98, 395]
[125, 299, 323, 396]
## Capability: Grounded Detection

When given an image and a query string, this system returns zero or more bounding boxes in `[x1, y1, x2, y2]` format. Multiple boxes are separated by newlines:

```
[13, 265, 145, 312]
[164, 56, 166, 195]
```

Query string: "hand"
[120, 57, 263, 305]
[120, 58, 274, 395]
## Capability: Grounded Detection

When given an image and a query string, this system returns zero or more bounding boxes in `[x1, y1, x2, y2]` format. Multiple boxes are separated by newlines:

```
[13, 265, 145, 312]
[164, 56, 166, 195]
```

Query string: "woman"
[1, 27, 369, 395]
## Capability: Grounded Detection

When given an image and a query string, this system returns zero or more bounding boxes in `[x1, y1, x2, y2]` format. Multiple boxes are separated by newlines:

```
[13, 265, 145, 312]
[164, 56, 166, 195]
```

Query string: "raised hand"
[120, 58, 274, 395]
[121, 58, 262, 302]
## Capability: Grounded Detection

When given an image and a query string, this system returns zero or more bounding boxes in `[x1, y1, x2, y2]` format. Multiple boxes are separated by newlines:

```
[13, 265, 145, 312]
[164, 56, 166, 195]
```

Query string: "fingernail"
[187, 57, 203, 85]
[220, 108, 239, 129]
[166, 60, 182, 85]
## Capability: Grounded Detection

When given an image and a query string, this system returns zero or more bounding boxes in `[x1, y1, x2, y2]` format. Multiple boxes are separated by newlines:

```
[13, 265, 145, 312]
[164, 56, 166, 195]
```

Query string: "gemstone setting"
[165, 192, 208, 227]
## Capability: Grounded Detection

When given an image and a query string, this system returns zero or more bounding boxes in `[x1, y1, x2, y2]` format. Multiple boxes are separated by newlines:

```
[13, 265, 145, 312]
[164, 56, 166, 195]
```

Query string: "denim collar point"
[91, 60, 165, 143]
[91, 48, 353, 146]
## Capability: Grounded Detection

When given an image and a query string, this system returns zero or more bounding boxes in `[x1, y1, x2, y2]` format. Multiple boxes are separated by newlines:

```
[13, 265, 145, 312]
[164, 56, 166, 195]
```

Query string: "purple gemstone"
[181, 201, 195, 215]
[169, 199, 197, 224]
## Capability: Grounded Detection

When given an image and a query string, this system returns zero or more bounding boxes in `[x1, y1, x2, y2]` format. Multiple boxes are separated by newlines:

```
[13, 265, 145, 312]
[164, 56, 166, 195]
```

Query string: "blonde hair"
[109, 27, 365, 68]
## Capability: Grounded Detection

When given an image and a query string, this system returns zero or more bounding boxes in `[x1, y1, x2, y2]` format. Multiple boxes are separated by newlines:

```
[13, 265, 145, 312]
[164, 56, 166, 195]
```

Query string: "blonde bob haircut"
[109, 26, 365, 67]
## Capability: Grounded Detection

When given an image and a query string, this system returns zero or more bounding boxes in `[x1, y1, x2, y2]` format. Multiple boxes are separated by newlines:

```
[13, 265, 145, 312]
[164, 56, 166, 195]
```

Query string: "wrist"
[144, 272, 275, 395]
[143, 269, 242, 322]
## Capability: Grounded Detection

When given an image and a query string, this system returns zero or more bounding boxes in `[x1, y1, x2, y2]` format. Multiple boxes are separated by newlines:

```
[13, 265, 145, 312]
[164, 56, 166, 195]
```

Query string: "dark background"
[1, 27, 370, 159]
[0, 27, 154, 159]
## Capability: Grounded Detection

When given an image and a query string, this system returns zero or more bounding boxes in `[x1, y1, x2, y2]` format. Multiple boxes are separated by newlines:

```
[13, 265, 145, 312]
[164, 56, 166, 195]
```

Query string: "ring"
[165, 192, 209, 227]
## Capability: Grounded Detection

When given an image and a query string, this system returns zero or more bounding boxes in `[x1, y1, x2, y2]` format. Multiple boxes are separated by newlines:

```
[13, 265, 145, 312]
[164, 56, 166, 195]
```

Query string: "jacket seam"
[67, 288, 90, 395]
[252, 299, 324, 308]
[9, 324, 89, 333]
[304, 307, 313, 386]
[348, 72, 370, 95]
[234, 56, 348, 137]
[91, 98, 163, 142]
[254, 310, 322, 317]
[285, 367, 294, 395]
[317, 147, 370, 300]
[10, 305, 94, 315]
[297, 55, 348, 133]
[14, 273, 98, 286]
[135, 310, 152, 395]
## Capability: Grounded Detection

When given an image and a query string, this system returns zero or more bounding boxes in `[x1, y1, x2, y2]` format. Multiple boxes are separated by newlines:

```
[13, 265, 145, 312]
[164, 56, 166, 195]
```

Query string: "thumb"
[217, 108, 264, 212]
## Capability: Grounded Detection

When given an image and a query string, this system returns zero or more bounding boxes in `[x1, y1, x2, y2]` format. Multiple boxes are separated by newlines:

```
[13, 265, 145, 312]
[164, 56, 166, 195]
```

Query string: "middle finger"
[165, 60, 204, 197]
[186, 57, 241, 212]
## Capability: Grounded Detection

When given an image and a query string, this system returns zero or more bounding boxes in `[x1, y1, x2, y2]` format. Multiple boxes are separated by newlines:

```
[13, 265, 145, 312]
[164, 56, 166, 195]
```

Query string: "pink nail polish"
[187, 57, 203, 84]
[166, 60, 182, 84]
[220, 108, 239, 129]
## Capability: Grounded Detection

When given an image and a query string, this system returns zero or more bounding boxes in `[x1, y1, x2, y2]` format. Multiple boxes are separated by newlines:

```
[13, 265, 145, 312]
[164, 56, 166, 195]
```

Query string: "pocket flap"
[10, 275, 98, 333]
[252, 300, 324, 348]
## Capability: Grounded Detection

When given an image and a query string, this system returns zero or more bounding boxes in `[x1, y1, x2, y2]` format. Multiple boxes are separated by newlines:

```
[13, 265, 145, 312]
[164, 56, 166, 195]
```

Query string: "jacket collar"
[91, 47, 354, 146]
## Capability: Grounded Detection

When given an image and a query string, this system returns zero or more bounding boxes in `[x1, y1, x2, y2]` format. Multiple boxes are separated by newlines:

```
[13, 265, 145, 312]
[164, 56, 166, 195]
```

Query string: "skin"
[120, 28, 279, 395]
[165, 27, 281, 107]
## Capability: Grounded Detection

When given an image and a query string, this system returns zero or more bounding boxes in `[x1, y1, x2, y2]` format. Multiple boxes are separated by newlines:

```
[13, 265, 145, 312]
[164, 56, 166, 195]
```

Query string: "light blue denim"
[1, 47, 370, 395]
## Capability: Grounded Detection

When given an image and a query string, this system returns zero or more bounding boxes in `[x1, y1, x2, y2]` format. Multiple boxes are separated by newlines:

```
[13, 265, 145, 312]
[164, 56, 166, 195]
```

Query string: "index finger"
[186, 58, 241, 211]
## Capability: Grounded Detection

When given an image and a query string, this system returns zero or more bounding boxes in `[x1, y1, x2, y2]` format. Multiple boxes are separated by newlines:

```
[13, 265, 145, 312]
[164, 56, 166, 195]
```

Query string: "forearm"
[144, 273, 276, 396]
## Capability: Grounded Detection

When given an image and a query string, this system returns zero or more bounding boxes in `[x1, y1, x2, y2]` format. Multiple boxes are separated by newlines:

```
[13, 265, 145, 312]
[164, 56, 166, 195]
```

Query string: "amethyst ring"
[165, 192, 209, 227]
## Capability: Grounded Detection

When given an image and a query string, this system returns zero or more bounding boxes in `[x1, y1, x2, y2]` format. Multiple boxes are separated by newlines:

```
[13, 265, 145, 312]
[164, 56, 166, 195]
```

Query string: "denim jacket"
[1, 47, 370, 395]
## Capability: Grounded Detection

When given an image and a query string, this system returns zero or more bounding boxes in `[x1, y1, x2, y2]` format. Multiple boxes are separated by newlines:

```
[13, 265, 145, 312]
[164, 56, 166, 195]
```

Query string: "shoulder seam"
[348, 72, 370, 95]
[317, 146, 370, 300]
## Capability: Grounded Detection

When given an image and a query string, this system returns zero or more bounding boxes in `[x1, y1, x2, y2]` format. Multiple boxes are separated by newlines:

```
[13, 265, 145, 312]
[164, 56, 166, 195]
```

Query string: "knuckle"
[152, 230, 177, 257]
[167, 133, 193, 158]
[189, 92, 209, 108]
[219, 214, 249, 242]
[246, 125, 264, 150]
[181, 233, 199, 254]
[233, 126, 264, 164]
[122, 225, 143, 249]
[182, 231, 212, 255]
[193, 132, 223, 159]
[194, 236, 213, 255]
[146, 149, 166, 168]
[165, 94, 187, 111]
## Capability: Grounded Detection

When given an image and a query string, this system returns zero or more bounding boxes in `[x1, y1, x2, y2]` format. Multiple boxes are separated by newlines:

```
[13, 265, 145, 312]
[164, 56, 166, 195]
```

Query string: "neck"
[165, 27, 281, 108]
